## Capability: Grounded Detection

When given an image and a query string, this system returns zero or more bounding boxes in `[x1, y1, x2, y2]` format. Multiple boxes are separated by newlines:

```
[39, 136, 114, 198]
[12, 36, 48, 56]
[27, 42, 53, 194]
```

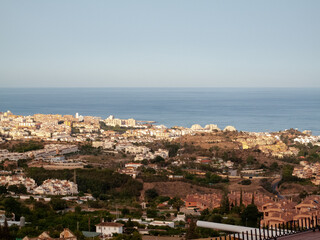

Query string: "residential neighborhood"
[0, 111, 320, 239]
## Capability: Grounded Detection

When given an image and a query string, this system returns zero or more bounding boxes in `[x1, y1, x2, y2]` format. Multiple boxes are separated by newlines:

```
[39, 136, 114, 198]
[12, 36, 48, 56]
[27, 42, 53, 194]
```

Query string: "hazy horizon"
[1, 86, 320, 89]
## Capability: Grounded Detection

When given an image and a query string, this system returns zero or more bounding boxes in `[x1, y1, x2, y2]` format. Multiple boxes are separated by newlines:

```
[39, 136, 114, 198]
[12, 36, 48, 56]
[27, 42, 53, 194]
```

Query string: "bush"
[239, 179, 252, 185]
[145, 188, 159, 200]
[151, 156, 165, 163]
[9, 140, 44, 153]
[50, 198, 67, 211]
[7, 184, 27, 194]
[260, 178, 274, 193]
[0, 185, 7, 194]
[146, 209, 158, 218]
[26, 168, 143, 199]
[164, 142, 180, 157]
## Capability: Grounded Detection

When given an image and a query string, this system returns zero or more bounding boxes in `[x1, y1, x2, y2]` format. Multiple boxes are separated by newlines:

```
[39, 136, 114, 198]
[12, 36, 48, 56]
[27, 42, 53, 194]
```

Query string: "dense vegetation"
[185, 195, 262, 239]
[281, 165, 310, 184]
[78, 144, 102, 155]
[26, 168, 143, 199]
[0, 197, 113, 239]
[185, 172, 229, 187]
[99, 122, 133, 133]
[239, 179, 252, 185]
[163, 142, 181, 157]
[259, 178, 274, 193]
[6, 140, 44, 153]
[199, 202, 261, 228]
[295, 143, 320, 162]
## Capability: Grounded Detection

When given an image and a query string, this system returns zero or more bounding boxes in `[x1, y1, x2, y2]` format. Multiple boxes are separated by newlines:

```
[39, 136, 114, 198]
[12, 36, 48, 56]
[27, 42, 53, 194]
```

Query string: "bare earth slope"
[143, 181, 222, 198]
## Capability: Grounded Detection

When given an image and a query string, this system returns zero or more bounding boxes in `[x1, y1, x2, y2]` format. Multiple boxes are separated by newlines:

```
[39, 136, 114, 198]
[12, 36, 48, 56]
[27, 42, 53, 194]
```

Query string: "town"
[0, 110, 320, 240]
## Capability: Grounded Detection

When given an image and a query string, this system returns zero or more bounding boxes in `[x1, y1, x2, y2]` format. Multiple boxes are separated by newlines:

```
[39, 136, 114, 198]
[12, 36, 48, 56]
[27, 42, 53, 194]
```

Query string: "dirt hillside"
[142, 181, 222, 198]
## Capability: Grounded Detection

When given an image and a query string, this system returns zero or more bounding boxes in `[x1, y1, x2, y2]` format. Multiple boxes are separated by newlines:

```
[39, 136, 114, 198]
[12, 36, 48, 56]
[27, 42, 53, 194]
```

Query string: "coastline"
[0, 87, 319, 135]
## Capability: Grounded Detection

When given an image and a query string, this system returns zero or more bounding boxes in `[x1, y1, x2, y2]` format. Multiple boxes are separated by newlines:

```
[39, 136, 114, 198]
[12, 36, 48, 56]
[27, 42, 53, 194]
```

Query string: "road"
[272, 176, 285, 199]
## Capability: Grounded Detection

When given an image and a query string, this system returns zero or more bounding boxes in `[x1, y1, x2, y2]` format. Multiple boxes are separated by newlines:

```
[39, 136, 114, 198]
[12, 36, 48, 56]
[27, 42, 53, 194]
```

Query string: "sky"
[0, 0, 319, 88]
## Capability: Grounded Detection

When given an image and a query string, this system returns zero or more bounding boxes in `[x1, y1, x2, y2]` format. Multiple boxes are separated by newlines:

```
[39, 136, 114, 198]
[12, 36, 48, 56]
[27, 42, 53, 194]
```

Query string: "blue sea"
[0, 88, 319, 135]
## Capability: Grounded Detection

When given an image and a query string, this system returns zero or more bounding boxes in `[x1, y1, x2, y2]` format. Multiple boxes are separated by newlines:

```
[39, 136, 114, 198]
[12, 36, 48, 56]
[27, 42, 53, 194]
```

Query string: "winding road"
[272, 176, 285, 199]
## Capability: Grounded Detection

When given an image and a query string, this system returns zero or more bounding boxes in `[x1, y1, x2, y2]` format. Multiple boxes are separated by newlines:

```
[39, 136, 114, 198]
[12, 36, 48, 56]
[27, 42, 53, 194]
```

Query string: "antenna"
[74, 169, 76, 184]
[72, 169, 76, 196]
[116, 205, 119, 219]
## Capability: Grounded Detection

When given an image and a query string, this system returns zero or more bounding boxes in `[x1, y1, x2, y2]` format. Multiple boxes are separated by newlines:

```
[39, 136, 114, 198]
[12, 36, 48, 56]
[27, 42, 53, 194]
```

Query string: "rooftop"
[96, 222, 124, 227]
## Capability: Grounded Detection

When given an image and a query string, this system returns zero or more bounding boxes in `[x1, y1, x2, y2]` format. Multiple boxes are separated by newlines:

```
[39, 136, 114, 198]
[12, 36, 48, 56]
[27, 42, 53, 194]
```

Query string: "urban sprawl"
[0, 110, 320, 240]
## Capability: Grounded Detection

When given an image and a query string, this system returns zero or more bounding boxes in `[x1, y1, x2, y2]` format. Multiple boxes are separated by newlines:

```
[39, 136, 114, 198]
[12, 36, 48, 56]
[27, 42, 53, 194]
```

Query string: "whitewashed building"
[95, 222, 123, 238]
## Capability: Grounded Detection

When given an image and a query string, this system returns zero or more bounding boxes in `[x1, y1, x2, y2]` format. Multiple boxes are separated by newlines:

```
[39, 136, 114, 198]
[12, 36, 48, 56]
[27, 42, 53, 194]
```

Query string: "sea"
[0, 88, 319, 135]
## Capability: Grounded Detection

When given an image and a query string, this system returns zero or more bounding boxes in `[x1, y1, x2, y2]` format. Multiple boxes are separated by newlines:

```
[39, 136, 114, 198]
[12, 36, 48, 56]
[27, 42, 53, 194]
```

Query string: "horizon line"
[1, 86, 320, 89]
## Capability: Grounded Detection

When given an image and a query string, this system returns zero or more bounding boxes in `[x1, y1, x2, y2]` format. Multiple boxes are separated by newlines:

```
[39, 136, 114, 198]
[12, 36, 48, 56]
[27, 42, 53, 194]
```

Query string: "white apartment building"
[0, 175, 36, 192]
[125, 146, 150, 154]
[33, 179, 78, 195]
[96, 222, 123, 238]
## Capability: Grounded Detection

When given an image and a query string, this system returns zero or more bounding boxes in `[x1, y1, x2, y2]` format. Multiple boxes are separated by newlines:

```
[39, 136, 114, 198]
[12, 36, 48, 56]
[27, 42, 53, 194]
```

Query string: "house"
[23, 228, 77, 240]
[173, 213, 186, 222]
[149, 220, 175, 228]
[185, 194, 199, 209]
[60, 228, 77, 239]
[260, 196, 320, 227]
[95, 222, 123, 238]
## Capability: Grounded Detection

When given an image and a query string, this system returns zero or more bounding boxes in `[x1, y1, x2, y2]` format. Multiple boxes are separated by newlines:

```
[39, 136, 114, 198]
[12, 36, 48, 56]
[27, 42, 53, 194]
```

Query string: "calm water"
[0, 88, 319, 135]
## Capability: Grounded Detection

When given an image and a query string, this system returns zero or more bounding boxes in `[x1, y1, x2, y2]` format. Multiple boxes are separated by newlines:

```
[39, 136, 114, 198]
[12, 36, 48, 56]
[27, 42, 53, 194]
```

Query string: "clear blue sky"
[0, 0, 319, 87]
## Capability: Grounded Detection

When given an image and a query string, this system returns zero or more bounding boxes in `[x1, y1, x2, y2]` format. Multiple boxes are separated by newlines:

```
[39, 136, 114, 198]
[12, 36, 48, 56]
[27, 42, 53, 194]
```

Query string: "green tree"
[200, 208, 210, 220]
[282, 164, 295, 182]
[168, 197, 184, 212]
[50, 198, 67, 211]
[186, 218, 198, 240]
[146, 209, 158, 218]
[246, 155, 255, 165]
[75, 206, 82, 214]
[270, 162, 279, 171]
[121, 208, 130, 216]
[145, 188, 159, 201]
[74, 230, 86, 240]
[241, 204, 261, 227]
[220, 194, 230, 214]
[111, 232, 142, 240]
[7, 185, 19, 194]
[17, 159, 29, 168]
[152, 156, 165, 163]
[299, 190, 309, 199]
[1, 219, 11, 240]
[164, 142, 180, 157]
[251, 193, 255, 204]
[208, 214, 222, 223]
[239, 179, 251, 185]
[0, 185, 7, 194]
[4, 197, 21, 219]
[9, 140, 44, 153]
